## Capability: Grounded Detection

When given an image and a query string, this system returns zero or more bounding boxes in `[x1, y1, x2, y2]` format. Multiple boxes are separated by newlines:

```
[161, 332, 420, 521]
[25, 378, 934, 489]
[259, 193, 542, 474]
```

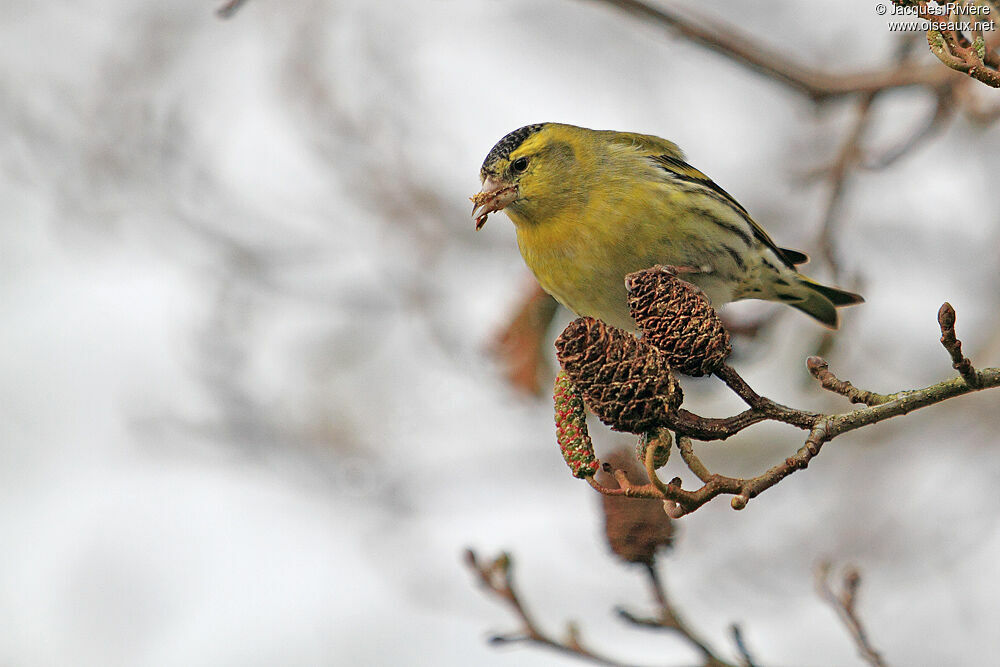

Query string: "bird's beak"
[470, 176, 518, 230]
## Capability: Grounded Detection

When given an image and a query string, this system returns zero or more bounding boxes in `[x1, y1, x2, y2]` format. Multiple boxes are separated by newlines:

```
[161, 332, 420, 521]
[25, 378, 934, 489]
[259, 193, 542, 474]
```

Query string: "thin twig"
[593, 363, 1000, 513]
[816, 562, 887, 667]
[464, 550, 625, 666]
[468, 549, 739, 666]
[861, 84, 957, 169]
[730, 624, 759, 667]
[616, 564, 739, 667]
[676, 435, 713, 483]
[912, 0, 1000, 87]
[938, 302, 979, 387]
[714, 364, 766, 409]
[816, 91, 878, 281]
[807, 356, 890, 406]
[643, 431, 670, 496]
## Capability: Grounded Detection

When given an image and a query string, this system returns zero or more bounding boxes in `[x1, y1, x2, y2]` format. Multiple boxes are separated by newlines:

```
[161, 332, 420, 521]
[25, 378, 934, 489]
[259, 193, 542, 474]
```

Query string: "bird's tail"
[785, 277, 865, 328]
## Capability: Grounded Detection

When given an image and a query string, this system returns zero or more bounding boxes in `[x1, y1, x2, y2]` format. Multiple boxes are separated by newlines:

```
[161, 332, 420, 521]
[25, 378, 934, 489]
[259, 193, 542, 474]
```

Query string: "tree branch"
[466, 549, 739, 666]
[807, 356, 890, 406]
[615, 564, 739, 667]
[581, 0, 955, 101]
[464, 550, 625, 666]
[909, 0, 1000, 88]
[579, 303, 1000, 516]
[816, 562, 887, 667]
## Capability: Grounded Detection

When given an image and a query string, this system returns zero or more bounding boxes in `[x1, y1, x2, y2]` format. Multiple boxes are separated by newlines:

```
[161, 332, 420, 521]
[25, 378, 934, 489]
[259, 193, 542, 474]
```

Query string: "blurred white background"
[2, 1, 999, 665]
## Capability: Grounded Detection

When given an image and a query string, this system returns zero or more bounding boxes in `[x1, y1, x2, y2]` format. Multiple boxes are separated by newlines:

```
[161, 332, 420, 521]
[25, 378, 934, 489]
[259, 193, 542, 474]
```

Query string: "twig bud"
[807, 356, 827, 374]
[937, 302, 956, 330]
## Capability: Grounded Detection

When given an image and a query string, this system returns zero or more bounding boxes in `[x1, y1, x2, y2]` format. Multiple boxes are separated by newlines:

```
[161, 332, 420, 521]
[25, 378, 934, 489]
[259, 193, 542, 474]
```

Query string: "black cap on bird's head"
[472, 123, 547, 229]
[479, 123, 546, 178]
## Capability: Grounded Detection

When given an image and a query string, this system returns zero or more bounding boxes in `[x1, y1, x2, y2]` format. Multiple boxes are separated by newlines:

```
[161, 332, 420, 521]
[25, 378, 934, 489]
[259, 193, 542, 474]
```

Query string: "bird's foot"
[649, 263, 712, 277]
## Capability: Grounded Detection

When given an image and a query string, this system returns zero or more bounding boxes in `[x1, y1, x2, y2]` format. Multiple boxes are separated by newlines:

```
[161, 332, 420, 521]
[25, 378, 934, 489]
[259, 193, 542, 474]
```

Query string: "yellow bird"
[471, 123, 863, 330]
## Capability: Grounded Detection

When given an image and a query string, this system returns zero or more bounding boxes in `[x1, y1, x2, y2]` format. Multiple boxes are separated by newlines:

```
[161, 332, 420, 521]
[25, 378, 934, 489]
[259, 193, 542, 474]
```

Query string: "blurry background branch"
[469, 549, 891, 667]
[464, 549, 626, 666]
[215, 0, 250, 19]
[466, 450, 744, 667]
[465, 546, 747, 667]
[583, 0, 999, 276]
[816, 562, 887, 667]
[583, 0, 952, 99]
[468, 452, 889, 666]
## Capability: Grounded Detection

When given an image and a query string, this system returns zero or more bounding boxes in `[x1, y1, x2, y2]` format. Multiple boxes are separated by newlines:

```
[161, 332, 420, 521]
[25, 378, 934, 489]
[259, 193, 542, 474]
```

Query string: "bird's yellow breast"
[509, 183, 672, 331]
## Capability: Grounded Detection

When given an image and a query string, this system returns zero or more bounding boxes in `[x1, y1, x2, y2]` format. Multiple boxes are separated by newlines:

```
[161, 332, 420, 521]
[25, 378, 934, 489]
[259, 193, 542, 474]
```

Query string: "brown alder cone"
[598, 449, 674, 565]
[626, 266, 732, 376]
[555, 317, 682, 433]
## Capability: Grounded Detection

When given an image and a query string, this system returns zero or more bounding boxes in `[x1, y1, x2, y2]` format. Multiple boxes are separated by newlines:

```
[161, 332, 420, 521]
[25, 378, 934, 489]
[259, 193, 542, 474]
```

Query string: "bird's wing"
[602, 131, 686, 161]
[649, 154, 803, 269]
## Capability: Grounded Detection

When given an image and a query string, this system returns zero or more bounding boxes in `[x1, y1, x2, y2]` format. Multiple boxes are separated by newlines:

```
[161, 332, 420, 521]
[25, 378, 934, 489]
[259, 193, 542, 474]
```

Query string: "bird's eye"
[511, 157, 529, 173]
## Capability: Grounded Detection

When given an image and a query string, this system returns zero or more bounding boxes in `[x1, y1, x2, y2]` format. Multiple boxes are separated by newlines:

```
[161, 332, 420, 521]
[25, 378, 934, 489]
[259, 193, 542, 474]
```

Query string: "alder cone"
[626, 266, 731, 376]
[555, 318, 682, 434]
[599, 450, 674, 565]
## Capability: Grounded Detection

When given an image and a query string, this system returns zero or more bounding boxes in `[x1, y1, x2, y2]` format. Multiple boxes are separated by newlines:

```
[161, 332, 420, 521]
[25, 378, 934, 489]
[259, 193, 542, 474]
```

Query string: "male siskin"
[471, 123, 863, 330]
